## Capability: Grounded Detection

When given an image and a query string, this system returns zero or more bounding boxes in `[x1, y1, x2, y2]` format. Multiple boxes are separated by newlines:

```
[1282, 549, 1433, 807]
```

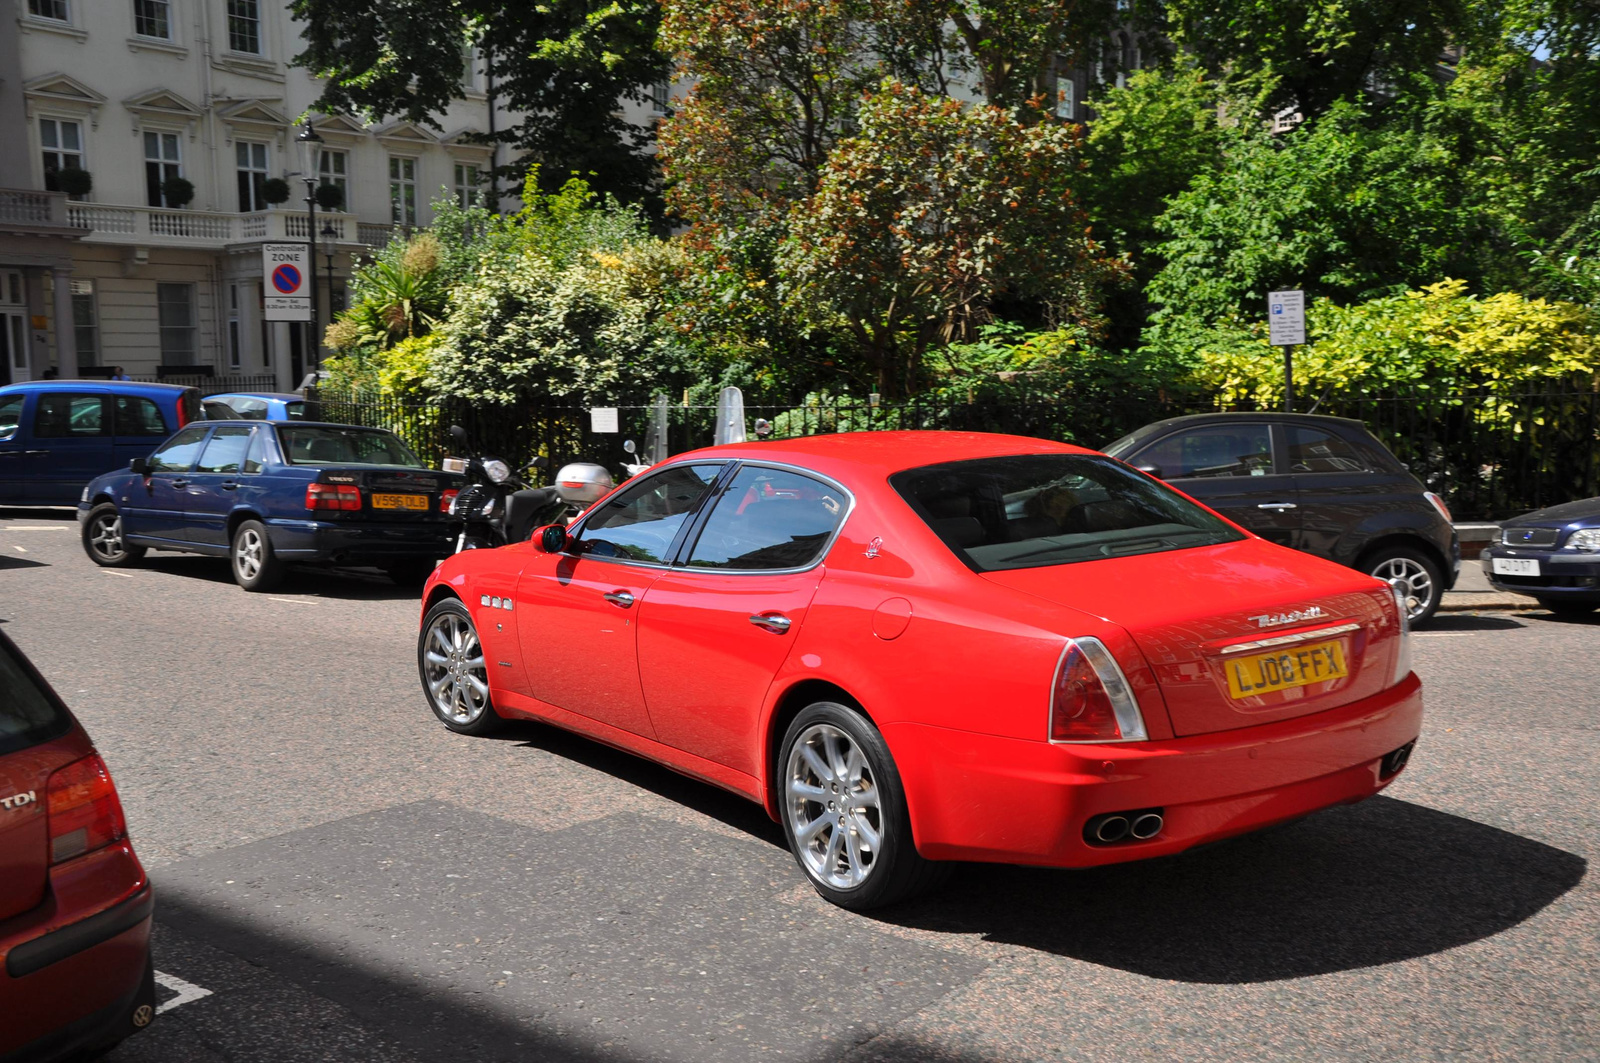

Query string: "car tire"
[231, 519, 284, 592]
[418, 598, 505, 735]
[386, 558, 437, 587]
[1537, 598, 1598, 619]
[1362, 545, 1444, 626]
[778, 701, 946, 911]
[81, 503, 146, 567]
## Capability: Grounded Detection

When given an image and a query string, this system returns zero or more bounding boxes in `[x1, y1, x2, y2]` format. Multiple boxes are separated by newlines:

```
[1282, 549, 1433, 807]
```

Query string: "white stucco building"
[0, 0, 509, 390]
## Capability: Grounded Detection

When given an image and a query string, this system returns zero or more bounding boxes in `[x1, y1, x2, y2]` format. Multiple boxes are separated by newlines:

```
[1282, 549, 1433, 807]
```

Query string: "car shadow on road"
[1421, 613, 1526, 631]
[135, 554, 424, 602]
[0, 554, 49, 570]
[875, 794, 1586, 983]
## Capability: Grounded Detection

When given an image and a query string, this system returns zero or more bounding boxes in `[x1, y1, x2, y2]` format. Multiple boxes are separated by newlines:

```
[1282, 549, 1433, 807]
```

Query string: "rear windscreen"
[0, 639, 71, 757]
[278, 427, 424, 467]
[890, 453, 1244, 572]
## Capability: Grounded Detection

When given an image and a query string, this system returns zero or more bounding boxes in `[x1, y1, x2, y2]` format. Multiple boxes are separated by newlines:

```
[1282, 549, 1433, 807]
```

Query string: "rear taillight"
[1389, 583, 1413, 687]
[1049, 638, 1148, 743]
[1424, 491, 1452, 523]
[440, 489, 459, 513]
[306, 483, 362, 511]
[47, 754, 127, 865]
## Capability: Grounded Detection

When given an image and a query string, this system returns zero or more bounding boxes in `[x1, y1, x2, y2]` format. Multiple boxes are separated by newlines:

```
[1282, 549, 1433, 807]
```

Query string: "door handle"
[1257, 502, 1297, 510]
[603, 590, 634, 608]
[220, 482, 239, 491]
[170, 479, 190, 489]
[749, 613, 792, 634]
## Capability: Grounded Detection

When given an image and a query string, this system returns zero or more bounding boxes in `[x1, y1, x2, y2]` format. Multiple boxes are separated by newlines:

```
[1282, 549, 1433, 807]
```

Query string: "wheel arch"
[225, 508, 268, 543]
[423, 583, 461, 615]
[762, 678, 870, 822]
[1353, 533, 1448, 581]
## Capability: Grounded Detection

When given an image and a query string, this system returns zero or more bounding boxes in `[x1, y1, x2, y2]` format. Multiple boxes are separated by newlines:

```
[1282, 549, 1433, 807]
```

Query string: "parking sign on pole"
[263, 243, 311, 322]
[1268, 289, 1305, 411]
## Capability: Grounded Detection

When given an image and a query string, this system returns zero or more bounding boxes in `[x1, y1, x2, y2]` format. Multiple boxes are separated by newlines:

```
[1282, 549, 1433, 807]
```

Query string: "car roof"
[668, 430, 1097, 479]
[207, 392, 303, 402]
[1106, 411, 1371, 450]
[201, 419, 390, 431]
[0, 380, 194, 396]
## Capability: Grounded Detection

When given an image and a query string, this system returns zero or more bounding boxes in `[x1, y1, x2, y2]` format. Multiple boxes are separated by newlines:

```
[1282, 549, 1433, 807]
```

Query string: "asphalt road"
[2, 509, 1595, 1062]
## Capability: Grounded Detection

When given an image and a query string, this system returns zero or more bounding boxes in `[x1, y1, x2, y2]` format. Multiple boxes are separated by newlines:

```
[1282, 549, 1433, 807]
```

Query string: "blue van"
[0, 381, 203, 505]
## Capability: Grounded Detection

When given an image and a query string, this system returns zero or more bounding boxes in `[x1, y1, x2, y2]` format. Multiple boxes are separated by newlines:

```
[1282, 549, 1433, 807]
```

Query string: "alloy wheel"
[1373, 556, 1435, 622]
[89, 512, 124, 560]
[786, 723, 883, 890]
[422, 612, 489, 725]
[234, 528, 264, 582]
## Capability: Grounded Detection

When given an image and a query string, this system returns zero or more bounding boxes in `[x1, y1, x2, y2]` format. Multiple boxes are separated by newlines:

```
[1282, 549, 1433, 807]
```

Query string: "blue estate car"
[77, 421, 462, 590]
[1481, 497, 1600, 617]
[0, 381, 203, 505]
[202, 392, 312, 421]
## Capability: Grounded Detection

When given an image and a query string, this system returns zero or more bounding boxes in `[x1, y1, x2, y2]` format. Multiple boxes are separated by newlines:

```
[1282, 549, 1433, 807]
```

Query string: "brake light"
[47, 754, 127, 865]
[1424, 491, 1452, 523]
[306, 483, 362, 511]
[1049, 638, 1148, 743]
[441, 489, 459, 513]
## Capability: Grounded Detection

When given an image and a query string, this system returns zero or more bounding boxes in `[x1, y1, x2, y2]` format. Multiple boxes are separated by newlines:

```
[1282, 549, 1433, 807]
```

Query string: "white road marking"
[267, 596, 316, 605]
[11, 544, 25, 553]
[103, 571, 135, 578]
[1415, 632, 1476, 637]
[0, 526, 69, 531]
[154, 970, 213, 1014]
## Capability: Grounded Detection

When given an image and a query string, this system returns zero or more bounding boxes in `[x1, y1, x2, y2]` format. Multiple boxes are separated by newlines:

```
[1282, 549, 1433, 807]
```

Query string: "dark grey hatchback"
[1103, 412, 1459, 623]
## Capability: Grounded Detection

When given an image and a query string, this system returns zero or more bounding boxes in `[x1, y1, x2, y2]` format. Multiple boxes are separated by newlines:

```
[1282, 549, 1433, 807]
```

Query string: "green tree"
[289, 0, 669, 205]
[779, 82, 1122, 395]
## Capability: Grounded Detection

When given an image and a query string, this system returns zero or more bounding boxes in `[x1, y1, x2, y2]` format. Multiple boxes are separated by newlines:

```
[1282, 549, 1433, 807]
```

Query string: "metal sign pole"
[1283, 344, 1295, 412]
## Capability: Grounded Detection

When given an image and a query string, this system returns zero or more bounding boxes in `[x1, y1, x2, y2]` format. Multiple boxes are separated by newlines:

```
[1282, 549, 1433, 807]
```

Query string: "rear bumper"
[1480, 547, 1600, 601]
[0, 846, 154, 1060]
[887, 672, 1424, 867]
[266, 516, 454, 562]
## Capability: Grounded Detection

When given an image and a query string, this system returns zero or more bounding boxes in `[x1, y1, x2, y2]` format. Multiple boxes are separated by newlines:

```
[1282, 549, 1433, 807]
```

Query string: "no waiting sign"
[262, 243, 311, 322]
[1267, 289, 1306, 346]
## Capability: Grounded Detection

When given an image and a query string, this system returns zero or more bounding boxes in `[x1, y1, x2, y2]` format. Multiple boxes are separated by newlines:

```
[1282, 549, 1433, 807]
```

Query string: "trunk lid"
[982, 538, 1402, 737]
[317, 466, 460, 522]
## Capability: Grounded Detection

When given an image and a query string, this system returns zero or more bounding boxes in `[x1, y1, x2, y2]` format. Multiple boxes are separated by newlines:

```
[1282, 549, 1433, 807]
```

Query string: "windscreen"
[890, 453, 1244, 572]
[0, 639, 71, 757]
[278, 426, 424, 467]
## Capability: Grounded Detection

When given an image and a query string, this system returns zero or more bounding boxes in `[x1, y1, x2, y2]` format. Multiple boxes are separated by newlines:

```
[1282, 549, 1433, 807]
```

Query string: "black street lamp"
[295, 124, 324, 369]
[319, 220, 340, 317]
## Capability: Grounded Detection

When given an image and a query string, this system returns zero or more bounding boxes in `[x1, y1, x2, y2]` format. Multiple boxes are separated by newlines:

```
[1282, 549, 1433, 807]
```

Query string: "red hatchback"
[0, 631, 155, 1060]
[417, 432, 1422, 909]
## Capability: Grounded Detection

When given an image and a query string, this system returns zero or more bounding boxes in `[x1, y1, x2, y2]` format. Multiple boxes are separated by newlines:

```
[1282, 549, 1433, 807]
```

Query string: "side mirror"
[535, 524, 568, 554]
[529, 456, 549, 470]
[622, 438, 637, 456]
[129, 457, 151, 476]
[1134, 463, 1164, 480]
[449, 424, 468, 443]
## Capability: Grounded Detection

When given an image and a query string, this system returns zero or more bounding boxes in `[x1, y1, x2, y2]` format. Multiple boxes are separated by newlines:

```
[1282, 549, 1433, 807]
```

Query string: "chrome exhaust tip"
[1093, 815, 1130, 844]
[1130, 812, 1164, 840]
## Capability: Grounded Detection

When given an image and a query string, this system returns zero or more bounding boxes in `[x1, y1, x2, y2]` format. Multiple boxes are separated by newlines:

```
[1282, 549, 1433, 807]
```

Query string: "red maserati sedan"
[0, 631, 155, 1059]
[417, 432, 1422, 909]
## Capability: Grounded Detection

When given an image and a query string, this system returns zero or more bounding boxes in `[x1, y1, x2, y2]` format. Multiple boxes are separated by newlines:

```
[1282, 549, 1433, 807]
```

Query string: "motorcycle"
[445, 424, 616, 552]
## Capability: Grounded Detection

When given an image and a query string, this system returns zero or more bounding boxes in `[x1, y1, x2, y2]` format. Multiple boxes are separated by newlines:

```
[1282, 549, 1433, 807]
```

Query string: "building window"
[40, 118, 86, 198]
[236, 141, 269, 212]
[157, 283, 195, 365]
[71, 279, 99, 367]
[227, 0, 261, 55]
[453, 163, 479, 208]
[144, 131, 182, 207]
[1055, 72, 1075, 119]
[389, 157, 417, 227]
[28, 0, 69, 21]
[228, 285, 242, 370]
[649, 81, 671, 115]
[134, 0, 170, 38]
[319, 149, 348, 204]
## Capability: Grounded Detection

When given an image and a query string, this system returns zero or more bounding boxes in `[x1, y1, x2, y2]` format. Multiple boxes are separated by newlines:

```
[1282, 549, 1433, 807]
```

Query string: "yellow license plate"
[1225, 638, 1349, 699]
[372, 493, 429, 511]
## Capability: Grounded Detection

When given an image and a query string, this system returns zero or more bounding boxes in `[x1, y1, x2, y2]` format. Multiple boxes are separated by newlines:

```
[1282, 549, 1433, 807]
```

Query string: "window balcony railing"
[0, 188, 71, 227]
[63, 203, 393, 248]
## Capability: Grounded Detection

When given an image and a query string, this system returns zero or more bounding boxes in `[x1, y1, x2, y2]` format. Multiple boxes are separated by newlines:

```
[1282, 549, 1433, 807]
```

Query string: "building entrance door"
[0, 312, 26, 386]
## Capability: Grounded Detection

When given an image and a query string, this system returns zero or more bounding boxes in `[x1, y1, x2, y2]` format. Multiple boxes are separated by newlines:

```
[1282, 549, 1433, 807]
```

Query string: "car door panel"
[0, 394, 27, 504]
[122, 425, 208, 543]
[185, 426, 255, 547]
[1127, 422, 1300, 547]
[25, 391, 112, 505]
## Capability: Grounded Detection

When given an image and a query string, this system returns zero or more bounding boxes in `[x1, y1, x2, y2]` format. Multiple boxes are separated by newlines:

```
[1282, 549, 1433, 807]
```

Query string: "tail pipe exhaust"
[1085, 807, 1164, 846]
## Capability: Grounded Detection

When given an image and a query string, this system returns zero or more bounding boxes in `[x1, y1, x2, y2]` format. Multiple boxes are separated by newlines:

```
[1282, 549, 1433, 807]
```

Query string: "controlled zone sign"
[263, 243, 311, 322]
[1267, 289, 1306, 346]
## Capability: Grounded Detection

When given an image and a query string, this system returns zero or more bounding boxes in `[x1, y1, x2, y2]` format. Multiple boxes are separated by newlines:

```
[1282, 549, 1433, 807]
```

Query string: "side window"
[687, 465, 847, 571]
[1288, 426, 1370, 473]
[148, 425, 209, 472]
[196, 426, 252, 474]
[1136, 424, 1273, 479]
[113, 395, 169, 437]
[242, 429, 267, 474]
[0, 397, 22, 442]
[33, 393, 108, 438]
[577, 463, 723, 564]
